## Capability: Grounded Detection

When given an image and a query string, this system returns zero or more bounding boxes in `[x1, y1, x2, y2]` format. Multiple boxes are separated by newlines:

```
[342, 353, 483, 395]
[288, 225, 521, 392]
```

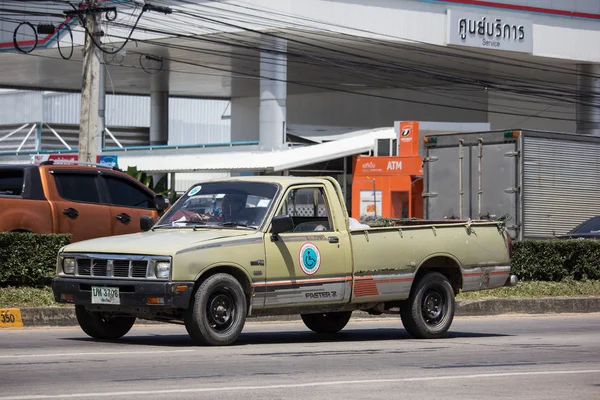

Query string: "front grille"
[92, 260, 107, 276]
[113, 260, 130, 277]
[77, 259, 91, 276]
[131, 261, 148, 278]
[73, 256, 152, 279]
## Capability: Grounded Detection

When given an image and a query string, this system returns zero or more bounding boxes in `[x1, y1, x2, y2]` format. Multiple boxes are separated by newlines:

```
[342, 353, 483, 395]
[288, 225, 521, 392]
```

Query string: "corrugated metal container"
[168, 98, 230, 145]
[0, 91, 43, 124]
[423, 130, 600, 240]
[522, 135, 600, 238]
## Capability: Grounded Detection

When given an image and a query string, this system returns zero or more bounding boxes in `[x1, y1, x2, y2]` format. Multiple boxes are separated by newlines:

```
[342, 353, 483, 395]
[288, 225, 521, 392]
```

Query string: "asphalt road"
[1, 314, 600, 400]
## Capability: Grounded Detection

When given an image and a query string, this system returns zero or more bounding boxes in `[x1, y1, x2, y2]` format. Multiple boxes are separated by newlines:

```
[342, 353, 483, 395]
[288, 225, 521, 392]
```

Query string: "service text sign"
[446, 9, 533, 54]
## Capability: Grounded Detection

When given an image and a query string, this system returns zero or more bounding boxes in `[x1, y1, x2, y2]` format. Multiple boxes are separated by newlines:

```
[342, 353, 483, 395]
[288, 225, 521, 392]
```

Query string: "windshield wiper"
[152, 224, 178, 230]
[215, 222, 257, 230]
[152, 221, 210, 231]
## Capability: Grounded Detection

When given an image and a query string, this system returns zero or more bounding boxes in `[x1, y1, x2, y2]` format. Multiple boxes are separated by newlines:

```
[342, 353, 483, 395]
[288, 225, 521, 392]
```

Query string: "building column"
[576, 64, 600, 136]
[150, 91, 168, 145]
[150, 60, 170, 145]
[259, 36, 287, 150]
[231, 97, 259, 143]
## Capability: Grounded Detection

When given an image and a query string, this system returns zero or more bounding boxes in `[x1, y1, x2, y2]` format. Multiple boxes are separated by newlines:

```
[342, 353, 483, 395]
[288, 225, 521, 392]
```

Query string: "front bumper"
[52, 277, 195, 309]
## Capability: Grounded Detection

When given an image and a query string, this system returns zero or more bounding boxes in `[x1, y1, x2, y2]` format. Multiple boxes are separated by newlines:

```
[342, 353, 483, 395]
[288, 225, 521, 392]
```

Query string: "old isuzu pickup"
[52, 176, 517, 346]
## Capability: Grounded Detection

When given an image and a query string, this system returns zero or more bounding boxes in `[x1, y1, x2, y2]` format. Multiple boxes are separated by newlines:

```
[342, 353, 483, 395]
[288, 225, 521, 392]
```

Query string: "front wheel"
[400, 272, 455, 339]
[184, 273, 247, 346]
[75, 305, 136, 340]
[301, 311, 352, 334]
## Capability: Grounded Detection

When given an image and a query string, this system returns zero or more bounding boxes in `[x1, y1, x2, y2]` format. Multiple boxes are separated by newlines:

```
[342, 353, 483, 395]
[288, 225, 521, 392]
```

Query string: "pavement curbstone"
[3, 297, 599, 328]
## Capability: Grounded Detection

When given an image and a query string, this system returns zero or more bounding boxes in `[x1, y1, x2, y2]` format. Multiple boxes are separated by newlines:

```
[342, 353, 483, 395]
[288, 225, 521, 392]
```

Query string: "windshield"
[156, 181, 279, 229]
[572, 216, 600, 234]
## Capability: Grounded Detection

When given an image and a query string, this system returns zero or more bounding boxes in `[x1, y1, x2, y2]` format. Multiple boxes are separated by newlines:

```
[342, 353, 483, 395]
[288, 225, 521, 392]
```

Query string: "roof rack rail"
[38, 160, 121, 171]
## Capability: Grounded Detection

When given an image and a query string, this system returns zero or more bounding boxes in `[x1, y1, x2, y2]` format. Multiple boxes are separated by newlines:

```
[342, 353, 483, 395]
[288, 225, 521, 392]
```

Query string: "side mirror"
[155, 195, 169, 211]
[140, 215, 155, 232]
[270, 215, 294, 240]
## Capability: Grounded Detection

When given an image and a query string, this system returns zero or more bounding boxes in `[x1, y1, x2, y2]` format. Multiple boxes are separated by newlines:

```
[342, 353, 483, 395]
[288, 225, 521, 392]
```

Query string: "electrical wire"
[69, 2, 147, 55]
[139, 53, 163, 74]
[12, 21, 38, 54]
[56, 22, 73, 60]
[104, 15, 591, 112]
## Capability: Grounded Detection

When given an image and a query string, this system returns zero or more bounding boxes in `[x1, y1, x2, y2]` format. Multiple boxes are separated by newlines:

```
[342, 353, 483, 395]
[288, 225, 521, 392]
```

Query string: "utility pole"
[78, 1, 102, 163]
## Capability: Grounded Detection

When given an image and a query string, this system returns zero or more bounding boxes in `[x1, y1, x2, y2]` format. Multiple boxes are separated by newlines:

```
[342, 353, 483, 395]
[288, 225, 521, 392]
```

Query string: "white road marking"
[1, 369, 599, 399]
[0, 349, 195, 359]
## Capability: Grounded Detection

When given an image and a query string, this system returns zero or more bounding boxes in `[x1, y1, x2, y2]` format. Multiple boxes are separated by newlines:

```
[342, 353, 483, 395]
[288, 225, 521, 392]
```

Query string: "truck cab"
[0, 162, 168, 242]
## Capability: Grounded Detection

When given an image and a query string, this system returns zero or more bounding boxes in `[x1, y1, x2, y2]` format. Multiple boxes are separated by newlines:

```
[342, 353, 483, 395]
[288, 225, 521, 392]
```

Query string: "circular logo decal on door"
[299, 243, 321, 275]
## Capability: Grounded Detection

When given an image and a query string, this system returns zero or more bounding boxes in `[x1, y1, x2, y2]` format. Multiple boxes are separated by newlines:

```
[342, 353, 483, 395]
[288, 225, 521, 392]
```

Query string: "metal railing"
[0, 121, 258, 156]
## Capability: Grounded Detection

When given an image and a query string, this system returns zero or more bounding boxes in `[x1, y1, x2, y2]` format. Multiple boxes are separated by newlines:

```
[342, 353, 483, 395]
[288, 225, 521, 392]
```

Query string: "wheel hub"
[207, 292, 235, 331]
[421, 287, 446, 325]
[424, 294, 442, 319]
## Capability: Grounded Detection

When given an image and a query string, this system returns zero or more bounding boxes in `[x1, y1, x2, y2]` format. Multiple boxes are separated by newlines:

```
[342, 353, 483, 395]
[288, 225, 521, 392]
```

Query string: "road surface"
[1, 314, 599, 399]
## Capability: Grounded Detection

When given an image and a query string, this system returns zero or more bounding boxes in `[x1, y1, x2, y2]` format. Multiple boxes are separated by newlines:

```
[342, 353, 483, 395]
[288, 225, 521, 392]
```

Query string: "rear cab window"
[53, 173, 102, 204]
[0, 169, 25, 196]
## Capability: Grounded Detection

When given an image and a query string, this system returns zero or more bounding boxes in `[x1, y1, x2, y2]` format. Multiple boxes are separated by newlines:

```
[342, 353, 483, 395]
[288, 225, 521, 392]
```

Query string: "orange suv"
[0, 161, 168, 242]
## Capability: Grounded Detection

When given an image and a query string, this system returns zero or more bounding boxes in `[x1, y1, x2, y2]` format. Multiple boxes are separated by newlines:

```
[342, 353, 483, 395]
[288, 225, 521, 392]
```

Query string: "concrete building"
[0, 0, 598, 194]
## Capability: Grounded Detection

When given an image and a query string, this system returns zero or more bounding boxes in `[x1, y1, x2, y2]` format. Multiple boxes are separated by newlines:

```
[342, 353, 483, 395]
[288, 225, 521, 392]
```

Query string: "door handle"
[116, 213, 131, 224]
[328, 236, 339, 244]
[62, 208, 79, 219]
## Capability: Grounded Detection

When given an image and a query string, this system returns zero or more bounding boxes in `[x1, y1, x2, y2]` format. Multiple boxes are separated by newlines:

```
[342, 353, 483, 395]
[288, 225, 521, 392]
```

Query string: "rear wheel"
[301, 311, 352, 334]
[75, 305, 136, 340]
[184, 273, 247, 346]
[400, 272, 455, 339]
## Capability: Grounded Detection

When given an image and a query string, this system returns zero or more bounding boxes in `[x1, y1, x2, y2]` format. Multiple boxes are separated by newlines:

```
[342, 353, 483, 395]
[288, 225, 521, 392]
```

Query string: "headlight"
[155, 261, 171, 279]
[63, 258, 76, 274]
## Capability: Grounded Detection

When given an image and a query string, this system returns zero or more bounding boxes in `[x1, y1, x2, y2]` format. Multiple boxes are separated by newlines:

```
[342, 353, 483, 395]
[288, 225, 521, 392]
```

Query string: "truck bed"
[349, 219, 511, 302]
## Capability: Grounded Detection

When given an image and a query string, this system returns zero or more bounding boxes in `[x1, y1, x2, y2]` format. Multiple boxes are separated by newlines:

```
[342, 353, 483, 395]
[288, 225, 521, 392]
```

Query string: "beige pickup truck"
[52, 176, 517, 346]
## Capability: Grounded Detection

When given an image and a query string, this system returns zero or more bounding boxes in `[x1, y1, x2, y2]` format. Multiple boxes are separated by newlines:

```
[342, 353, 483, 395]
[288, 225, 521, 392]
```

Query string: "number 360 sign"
[0, 308, 23, 328]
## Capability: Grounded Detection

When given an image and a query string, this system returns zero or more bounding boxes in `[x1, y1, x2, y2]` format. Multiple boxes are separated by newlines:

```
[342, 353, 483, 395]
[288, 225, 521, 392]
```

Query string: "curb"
[4, 297, 600, 328]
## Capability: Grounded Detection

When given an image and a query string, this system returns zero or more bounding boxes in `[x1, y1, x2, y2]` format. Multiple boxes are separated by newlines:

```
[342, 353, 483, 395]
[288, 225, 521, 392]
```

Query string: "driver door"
[262, 184, 351, 309]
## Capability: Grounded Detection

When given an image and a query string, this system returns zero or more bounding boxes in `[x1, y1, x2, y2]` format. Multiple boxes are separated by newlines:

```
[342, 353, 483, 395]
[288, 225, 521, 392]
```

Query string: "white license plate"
[91, 286, 120, 305]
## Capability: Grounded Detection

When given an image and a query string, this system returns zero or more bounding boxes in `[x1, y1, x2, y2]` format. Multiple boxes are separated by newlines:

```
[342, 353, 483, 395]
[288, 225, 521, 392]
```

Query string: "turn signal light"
[146, 297, 165, 305]
[61, 294, 74, 302]
[176, 285, 188, 293]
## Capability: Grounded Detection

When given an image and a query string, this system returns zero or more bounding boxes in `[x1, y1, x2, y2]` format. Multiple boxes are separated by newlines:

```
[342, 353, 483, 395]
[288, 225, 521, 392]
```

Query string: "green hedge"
[1, 232, 599, 286]
[0, 232, 71, 286]
[512, 240, 600, 282]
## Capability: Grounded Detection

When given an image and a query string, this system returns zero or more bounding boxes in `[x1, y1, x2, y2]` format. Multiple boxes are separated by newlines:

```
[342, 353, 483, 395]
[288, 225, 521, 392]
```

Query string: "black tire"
[301, 311, 352, 334]
[400, 272, 455, 339]
[184, 273, 247, 346]
[75, 305, 136, 340]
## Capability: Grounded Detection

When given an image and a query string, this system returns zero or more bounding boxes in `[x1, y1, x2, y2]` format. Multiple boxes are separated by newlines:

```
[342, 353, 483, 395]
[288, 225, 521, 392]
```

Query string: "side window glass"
[277, 187, 332, 232]
[54, 173, 101, 203]
[104, 176, 153, 208]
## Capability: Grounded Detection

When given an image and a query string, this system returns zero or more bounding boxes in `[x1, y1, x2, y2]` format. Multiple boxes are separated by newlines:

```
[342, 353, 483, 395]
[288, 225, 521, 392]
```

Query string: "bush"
[0, 232, 71, 286]
[512, 239, 600, 282]
[1, 232, 599, 287]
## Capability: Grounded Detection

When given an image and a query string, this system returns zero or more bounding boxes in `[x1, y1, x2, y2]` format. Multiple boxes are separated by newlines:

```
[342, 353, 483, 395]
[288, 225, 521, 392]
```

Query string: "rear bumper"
[504, 274, 519, 287]
[52, 277, 195, 309]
